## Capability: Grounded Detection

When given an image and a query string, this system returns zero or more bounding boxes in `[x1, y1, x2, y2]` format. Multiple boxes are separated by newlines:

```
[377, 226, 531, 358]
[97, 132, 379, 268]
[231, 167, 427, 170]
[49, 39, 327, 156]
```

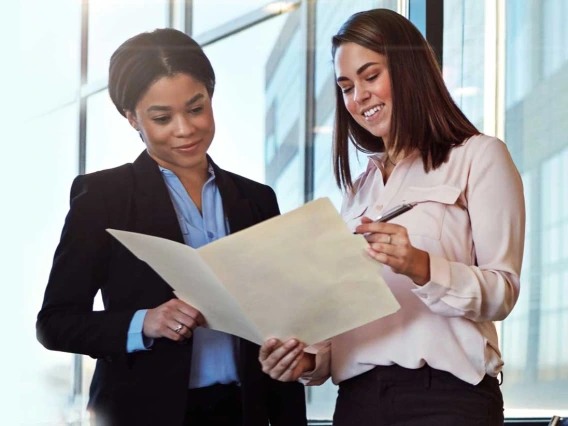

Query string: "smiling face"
[334, 42, 393, 145]
[126, 73, 215, 174]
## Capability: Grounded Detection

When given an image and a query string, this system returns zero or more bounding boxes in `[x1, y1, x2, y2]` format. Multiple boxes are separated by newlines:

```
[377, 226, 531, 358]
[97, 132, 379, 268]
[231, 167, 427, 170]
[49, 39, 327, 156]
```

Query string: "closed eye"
[152, 116, 171, 124]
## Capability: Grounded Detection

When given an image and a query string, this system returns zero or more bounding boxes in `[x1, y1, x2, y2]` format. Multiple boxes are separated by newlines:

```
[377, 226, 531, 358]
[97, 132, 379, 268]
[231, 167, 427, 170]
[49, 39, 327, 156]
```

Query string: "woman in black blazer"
[36, 28, 306, 426]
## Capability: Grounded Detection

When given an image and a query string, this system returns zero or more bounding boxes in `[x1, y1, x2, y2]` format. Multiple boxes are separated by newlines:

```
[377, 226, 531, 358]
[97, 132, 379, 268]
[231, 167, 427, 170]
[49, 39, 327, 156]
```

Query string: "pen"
[353, 202, 416, 234]
[372, 202, 416, 223]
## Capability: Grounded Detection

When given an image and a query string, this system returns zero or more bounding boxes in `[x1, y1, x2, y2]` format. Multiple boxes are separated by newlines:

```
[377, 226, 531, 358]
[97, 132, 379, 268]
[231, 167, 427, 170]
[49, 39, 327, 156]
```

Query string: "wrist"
[411, 249, 430, 286]
[302, 352, 316, 372]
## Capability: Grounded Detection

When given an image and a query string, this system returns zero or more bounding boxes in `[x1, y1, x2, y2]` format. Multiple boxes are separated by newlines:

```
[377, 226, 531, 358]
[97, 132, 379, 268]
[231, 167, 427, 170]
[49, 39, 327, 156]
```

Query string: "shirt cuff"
[298, 341, 332, 386]
[126, 309, 154, 353]
[411, 254, 451, 305]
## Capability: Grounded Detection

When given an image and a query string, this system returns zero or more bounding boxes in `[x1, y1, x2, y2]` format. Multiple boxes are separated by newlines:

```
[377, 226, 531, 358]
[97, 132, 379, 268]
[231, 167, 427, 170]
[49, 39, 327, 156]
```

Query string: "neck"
[175, 164, 210, 190]
[384, 149, 404, 166]
[382, 136, 396, 163]
[149, 152, 210, 189]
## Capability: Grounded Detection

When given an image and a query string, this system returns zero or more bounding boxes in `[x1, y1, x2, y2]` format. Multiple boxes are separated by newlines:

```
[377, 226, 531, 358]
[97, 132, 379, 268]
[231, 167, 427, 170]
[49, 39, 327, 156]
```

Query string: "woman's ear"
[125, 110, 139, 131]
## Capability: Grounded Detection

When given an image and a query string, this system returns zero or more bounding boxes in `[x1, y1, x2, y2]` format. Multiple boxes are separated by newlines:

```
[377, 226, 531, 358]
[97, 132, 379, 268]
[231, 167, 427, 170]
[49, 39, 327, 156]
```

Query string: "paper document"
[108, 198, 400, 345]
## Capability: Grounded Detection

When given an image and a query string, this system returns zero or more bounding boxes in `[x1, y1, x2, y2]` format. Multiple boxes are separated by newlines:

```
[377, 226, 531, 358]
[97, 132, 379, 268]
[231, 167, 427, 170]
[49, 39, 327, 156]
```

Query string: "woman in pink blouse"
[258, 9, 525, 426]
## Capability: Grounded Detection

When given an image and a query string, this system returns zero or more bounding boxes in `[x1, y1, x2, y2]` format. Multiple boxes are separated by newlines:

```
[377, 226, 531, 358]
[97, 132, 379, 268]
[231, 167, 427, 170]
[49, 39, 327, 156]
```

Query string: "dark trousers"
[184, 383, 242, 426]
[333, 364, 504, 426]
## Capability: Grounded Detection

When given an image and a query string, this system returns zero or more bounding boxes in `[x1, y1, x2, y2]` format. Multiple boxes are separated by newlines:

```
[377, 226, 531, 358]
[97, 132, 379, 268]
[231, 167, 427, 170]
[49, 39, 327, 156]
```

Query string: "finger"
[271, 344, 305, 380]
[365, 233, 393, 244]
[171, 312, 199, 331]
[263, 339, 300, 372]
[173, 300, 206, 326]
[369, 242, 401, 257]
[366, 247, 390, 264]
[172, 322, 193, 339]
[356, 221, 404, 235]
[168, 321, 192, 340]
[259, 339, 280, 361]
[367, 247, 406, 271]
[162, 325, 186, 342]
[278, 348, 306, 381]
[360, 216, 373, 224]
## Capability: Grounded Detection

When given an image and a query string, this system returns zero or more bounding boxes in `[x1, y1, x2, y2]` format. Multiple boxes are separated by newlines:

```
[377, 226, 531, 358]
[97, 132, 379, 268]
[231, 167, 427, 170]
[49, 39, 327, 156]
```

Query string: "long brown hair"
[332, 9, 479, 190]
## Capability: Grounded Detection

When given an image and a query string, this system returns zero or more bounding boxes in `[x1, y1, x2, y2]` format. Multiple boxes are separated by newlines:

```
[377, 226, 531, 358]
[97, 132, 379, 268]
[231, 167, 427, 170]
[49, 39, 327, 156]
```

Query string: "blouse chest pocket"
[400, 185, 461, 240]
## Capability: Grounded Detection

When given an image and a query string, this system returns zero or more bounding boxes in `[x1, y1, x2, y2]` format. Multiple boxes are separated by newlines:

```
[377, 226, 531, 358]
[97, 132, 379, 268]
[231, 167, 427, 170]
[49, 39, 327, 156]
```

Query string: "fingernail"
[285, 339, 298, 348]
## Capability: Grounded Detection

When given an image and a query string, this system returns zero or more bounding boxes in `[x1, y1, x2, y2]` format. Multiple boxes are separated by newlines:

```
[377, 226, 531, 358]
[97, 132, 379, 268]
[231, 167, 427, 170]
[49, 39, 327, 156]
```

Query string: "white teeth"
[363, 105, 383, 117]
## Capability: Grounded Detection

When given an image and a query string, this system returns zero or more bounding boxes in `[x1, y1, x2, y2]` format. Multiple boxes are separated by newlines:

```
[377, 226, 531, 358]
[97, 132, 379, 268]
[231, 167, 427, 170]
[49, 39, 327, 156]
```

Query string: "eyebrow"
[336, 62, 380, 83]
[146, 93, 205, 113]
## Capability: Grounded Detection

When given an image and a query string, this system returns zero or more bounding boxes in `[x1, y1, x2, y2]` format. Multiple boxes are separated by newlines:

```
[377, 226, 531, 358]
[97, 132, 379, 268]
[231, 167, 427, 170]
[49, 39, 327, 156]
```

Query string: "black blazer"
[37, 151, 307, 426]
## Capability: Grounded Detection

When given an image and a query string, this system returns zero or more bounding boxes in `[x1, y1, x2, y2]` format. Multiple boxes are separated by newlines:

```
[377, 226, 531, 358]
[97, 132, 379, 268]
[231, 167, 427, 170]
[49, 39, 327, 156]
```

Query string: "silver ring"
[174, 324, 183, 333]
[386, 235, 392, 245]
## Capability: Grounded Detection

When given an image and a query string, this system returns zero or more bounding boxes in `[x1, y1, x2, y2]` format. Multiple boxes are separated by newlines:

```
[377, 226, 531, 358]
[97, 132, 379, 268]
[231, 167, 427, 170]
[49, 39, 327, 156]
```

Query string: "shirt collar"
[159, 163, 216, 179]
[367, 149, 420, 171]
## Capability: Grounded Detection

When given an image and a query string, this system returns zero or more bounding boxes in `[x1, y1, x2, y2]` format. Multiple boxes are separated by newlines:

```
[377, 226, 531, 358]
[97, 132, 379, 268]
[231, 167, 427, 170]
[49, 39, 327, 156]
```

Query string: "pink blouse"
[303, 135, 525, 386]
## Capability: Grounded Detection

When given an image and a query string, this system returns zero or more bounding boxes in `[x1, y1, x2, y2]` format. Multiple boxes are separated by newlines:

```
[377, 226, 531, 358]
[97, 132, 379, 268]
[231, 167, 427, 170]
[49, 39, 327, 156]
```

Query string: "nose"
[173, 115, 195, 137]
[353, 85, 370, 104]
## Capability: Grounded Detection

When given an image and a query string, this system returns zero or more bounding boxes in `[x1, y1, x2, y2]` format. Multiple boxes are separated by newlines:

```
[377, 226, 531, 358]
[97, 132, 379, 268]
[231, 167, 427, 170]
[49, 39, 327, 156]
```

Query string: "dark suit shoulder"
[74, 163, 134, 192]
[70, 163, 137, 211]
[223, 170, 274, 195]
[222, 170, 280, 219]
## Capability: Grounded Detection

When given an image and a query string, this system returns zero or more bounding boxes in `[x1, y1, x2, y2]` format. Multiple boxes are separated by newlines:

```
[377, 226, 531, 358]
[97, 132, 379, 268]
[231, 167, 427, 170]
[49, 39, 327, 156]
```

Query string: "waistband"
[340, 364, 500, 392]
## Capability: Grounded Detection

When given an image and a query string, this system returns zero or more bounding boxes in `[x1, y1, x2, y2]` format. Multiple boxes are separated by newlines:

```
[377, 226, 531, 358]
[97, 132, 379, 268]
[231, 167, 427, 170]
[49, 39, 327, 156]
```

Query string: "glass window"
[192, 0, 277, 37]
[18, 0, 81, 115]
[500, 0, 568, 417]
[2, 103, 79, 424]
[203, 10, 303, 211]
[443, 0, 485, 128]
[88, 0, 170, 83]
[86, 90, 146, 173]
[409, 0, 427, 35]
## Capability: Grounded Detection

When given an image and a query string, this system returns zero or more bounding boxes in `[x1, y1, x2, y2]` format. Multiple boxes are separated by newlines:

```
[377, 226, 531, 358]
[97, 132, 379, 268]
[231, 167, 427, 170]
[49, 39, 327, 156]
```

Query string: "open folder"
[108, 198, 400, 346]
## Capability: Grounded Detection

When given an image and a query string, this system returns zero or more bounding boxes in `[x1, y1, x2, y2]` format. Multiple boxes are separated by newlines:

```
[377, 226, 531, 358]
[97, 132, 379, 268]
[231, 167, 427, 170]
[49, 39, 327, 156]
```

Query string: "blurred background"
[2, 0, 567, 424]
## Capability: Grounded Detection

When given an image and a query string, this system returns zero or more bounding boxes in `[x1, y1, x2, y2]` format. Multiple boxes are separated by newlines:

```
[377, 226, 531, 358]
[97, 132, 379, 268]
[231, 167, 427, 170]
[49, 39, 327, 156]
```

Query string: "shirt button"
[207, 231, 214, 239]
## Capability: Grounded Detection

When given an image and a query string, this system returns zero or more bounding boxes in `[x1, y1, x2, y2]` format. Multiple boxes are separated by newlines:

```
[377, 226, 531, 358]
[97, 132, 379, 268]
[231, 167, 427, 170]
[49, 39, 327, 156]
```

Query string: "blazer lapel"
[131, 150, 185, 244]
[209, 156, 259, 234]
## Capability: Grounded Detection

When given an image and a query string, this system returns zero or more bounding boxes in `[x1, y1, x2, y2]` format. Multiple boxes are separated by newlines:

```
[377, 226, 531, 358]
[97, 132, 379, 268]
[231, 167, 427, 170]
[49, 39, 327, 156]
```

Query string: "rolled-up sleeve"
[298, 340, 332, 386]
[412, 139, 525, 322]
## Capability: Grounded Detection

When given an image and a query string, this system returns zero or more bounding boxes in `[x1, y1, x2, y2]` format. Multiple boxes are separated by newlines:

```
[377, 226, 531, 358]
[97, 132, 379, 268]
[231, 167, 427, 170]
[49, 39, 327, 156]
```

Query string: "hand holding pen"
[354, 202, 431, 286]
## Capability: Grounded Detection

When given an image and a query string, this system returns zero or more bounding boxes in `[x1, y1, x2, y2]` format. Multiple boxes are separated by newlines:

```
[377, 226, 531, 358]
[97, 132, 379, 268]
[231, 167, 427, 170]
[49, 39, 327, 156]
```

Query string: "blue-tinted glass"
[443, 0, 485, 129]
[501, 0, 568, 414]
[204, 10, 302, 212]
[409, 0, 426, 36]
[192, 0, 275, 37]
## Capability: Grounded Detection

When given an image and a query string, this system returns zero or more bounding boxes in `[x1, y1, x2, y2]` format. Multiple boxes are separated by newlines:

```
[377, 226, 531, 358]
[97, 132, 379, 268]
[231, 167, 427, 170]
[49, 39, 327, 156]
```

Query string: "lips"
[174, 142, 199, 150]
[361, 104, 384, 117]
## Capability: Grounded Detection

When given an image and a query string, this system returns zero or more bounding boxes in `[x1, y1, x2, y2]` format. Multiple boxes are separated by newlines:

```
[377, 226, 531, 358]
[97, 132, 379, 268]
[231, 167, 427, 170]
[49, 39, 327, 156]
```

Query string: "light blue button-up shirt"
[126, 163, 239, 389]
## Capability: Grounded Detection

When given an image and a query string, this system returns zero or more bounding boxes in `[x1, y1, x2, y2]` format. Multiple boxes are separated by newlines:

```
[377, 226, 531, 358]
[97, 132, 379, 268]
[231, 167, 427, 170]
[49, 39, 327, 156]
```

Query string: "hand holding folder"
[108, 198, 400, 345]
